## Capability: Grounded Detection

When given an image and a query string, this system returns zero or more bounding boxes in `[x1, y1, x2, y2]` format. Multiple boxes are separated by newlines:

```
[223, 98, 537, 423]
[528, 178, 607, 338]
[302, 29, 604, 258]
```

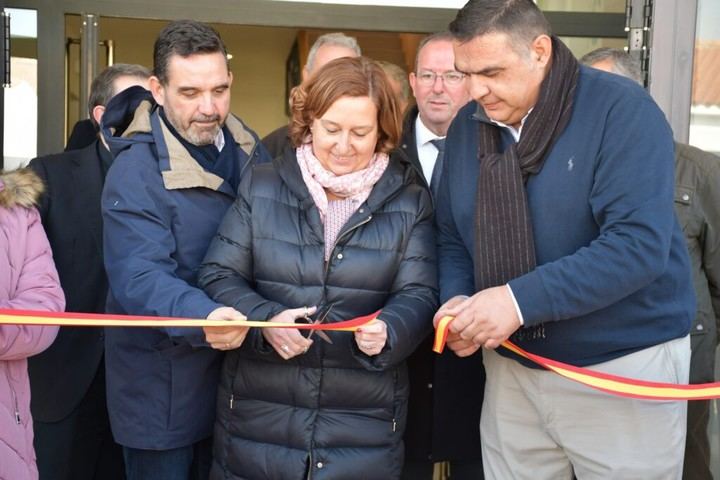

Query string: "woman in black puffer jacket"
[198, 56, 438, 480]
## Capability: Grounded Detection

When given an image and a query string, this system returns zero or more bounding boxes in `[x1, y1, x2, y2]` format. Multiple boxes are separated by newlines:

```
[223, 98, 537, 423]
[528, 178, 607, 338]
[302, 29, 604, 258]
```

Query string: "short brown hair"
[88, 63, 151, 128]
[289, 56, 401, 154]
[154, 20, 228, 85]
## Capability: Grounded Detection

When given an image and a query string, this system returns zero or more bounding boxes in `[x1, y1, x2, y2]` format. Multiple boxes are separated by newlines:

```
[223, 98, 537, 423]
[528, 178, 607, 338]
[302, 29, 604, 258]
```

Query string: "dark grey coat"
[674, 143, 720, 358]
[199, 148, 438, 480]
[674, 142, 720, 480]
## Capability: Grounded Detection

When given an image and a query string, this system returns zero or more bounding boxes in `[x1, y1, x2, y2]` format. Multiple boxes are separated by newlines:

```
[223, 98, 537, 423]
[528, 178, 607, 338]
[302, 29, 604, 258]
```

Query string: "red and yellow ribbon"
[7, 309, 719, 400]
[0, 308, 379, 331]
[434, 315, 720, 401]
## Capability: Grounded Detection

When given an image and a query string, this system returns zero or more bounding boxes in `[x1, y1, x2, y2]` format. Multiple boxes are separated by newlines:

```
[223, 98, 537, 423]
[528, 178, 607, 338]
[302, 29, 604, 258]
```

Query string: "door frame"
[7, 0, 627, 155]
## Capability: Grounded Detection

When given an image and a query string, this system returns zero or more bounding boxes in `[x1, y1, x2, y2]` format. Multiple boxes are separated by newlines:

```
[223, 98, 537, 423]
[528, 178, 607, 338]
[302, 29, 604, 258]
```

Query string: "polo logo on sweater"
[567, 156, 575, 171]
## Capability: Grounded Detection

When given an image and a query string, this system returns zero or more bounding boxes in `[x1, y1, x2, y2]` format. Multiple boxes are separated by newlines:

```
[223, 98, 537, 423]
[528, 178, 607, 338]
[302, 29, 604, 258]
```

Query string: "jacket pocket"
[674, 186, 693, 206]
[0, 365, 27, 464]
[674, 186, 699, 235]
[0, 364, 20, 426]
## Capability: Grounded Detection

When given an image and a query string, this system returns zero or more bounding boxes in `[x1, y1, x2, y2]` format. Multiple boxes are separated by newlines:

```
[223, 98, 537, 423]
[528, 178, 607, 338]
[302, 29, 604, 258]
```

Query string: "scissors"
[300, 303, 334, 344]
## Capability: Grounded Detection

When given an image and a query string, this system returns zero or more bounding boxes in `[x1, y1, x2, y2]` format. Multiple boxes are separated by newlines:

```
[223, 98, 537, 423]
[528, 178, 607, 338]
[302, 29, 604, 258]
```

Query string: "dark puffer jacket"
[198, 147, 438, 480]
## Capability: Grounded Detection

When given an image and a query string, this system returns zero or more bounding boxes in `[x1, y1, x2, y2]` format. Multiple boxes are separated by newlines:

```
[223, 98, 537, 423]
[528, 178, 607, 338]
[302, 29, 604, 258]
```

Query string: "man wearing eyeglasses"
[400, 32, 481, 480]
[401, 32, 471, 197]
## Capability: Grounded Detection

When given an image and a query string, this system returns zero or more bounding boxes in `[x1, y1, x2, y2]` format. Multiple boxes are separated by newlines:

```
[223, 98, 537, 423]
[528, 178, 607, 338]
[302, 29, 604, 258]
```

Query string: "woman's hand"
[354, 319, 387, 356]
[204, 306, 249, 351]
[262, 306, 317, 360]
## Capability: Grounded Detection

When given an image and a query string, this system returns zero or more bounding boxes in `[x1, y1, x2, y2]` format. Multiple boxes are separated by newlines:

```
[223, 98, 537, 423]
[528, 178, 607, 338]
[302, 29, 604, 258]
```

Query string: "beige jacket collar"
[121, 100, 256, 191]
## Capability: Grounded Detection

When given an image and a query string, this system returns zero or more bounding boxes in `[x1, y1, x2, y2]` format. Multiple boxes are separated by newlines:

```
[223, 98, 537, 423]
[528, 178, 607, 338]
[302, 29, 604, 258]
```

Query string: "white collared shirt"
[414, 115, 444, 182]
[488, 108, 533, 142]
[214, 128, 226, 152]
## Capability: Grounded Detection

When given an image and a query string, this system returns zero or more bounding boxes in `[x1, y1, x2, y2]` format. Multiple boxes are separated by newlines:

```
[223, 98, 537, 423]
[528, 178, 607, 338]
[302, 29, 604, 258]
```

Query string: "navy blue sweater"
[437, 65, 694, 367]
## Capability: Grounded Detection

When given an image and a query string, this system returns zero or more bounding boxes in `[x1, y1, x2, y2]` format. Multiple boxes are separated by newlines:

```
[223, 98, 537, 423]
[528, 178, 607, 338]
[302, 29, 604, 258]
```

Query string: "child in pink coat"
[0, 168, 64, 480]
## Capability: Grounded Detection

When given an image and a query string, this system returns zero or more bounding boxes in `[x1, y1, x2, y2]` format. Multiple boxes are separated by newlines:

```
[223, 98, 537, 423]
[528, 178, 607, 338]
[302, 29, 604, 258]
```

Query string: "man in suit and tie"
[400, 32, 470, 196]
[399, 32, 482, 480]
[28, 63, 151, 480]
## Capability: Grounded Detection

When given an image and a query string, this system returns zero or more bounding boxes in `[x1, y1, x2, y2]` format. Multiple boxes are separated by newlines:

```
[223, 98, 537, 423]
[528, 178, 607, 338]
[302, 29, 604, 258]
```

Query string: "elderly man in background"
[262, 32, 361, 157]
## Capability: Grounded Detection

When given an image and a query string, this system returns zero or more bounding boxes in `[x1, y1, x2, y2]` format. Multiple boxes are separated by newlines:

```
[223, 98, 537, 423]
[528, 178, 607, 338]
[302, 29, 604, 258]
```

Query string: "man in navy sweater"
[434, 1, 694, 479]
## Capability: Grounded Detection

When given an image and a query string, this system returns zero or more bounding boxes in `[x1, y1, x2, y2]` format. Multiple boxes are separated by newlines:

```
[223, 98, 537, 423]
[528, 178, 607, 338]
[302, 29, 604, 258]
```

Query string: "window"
[689, 0, 720, 155]
[2, 8, 37, 170]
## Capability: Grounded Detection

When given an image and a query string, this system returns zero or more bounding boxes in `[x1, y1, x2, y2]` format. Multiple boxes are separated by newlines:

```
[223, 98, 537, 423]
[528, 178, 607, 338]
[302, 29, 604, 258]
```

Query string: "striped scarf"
[474, 36, 579, 338]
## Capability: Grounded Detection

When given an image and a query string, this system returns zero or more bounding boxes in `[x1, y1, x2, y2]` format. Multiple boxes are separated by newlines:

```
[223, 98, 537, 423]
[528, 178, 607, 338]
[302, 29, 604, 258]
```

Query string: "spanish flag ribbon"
[433, 315, 720, 401]
[0, 308, 379, 331]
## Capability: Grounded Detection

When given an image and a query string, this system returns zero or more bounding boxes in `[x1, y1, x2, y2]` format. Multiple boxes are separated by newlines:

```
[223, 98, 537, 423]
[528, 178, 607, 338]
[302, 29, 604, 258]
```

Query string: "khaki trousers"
[480, 336, 690, 480]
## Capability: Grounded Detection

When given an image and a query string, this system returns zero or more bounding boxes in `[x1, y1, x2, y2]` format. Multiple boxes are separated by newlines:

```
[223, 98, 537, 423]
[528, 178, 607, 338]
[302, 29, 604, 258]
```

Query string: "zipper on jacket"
[306, 450, 313, 480]
[12, 383, 20, 424]
[392, 369, 399, 433]
[323, 214, 373, 279]
[310, 212, 373, 479]
[239, 140, 261, 178]
[229, 394, 234, 410]
[3, 364, 20, 424]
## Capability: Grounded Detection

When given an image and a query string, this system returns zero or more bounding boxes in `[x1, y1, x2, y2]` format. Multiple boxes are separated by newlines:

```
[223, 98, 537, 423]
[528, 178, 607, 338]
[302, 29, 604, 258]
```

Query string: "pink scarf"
[296, 142, 389, 222]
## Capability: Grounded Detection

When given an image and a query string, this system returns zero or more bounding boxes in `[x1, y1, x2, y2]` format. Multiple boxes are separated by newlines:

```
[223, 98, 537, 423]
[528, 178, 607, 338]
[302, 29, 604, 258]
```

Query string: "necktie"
[429, 137, 446, 197]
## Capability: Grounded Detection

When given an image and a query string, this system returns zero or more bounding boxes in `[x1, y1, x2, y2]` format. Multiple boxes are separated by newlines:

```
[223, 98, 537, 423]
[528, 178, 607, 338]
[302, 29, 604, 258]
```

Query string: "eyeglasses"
[416, 70, 466, 86]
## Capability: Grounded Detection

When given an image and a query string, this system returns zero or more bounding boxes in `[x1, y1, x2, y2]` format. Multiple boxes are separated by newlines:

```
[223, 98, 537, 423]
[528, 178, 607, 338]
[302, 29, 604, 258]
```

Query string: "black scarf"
[473, 37, 579, 313]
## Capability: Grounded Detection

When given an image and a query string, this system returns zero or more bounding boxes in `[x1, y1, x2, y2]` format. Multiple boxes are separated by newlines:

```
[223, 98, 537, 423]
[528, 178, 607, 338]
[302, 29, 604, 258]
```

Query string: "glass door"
[2, 6, 36, 170]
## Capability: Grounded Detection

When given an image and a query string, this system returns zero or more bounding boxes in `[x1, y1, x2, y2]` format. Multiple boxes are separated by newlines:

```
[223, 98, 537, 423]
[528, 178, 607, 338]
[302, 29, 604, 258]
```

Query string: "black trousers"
[685, 399, 712, 480]
[682, 332, 716, 480]
[34, 360, 125, 480]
